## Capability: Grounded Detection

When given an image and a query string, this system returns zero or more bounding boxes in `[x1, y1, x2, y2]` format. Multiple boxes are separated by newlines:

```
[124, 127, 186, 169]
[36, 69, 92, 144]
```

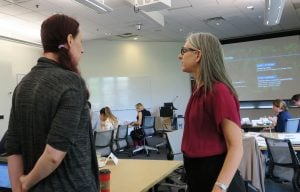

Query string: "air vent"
[117, 33, 138, 38]
[204, 16, 225, 26]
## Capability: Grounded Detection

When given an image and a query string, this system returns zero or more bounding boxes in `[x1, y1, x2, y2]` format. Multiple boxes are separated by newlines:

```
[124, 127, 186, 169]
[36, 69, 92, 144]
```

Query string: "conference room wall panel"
[0, 40, 41, 138]
[80, 40, 191, 123]
[1, 37, 300, 138]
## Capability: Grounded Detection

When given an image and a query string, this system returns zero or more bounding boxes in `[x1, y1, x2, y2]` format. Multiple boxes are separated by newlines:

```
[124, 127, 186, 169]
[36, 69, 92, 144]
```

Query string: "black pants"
[184, 153, 246, 192]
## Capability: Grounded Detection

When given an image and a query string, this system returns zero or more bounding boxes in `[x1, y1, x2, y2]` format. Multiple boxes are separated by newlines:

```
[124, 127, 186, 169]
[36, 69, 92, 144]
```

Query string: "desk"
[259, 133, 300, 151]
[100, 159, 182, 192]
[242, 124, 269, 132]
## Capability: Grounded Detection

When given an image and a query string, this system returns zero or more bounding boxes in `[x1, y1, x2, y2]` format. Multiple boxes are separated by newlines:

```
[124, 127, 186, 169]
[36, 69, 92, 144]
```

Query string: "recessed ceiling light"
[105, 32, 112, 36]
[246, 5, 254, 10]
[204, 17, 225, 26]
[133, 37, 138, 40]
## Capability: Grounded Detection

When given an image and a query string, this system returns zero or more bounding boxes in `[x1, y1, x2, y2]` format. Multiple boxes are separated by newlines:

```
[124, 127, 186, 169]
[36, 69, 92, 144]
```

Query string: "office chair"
[263, 136, 300, 191]
[132, 116, 166, 156]
[285, 118, 300, 133]
[166, 129, 183, 160]
[158, 129, 187, 192]
[94, 129, 114, 157]
[114, 125, 131, 157]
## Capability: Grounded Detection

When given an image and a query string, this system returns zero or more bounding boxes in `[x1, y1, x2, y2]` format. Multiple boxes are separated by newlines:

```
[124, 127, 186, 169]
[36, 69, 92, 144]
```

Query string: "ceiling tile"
[0, 0, 298, 43]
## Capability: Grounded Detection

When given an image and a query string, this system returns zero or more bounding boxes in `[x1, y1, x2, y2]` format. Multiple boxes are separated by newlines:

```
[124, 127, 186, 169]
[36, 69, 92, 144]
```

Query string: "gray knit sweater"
[6, 57, 99, 192]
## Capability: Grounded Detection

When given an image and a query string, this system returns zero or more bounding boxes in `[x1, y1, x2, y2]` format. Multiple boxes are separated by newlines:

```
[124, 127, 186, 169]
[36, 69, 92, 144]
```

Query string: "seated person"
[269, 99, 292, 132]
[130, 103, 151, 127]
[130, 103, 151, 147]
[100, 106, 118, 131]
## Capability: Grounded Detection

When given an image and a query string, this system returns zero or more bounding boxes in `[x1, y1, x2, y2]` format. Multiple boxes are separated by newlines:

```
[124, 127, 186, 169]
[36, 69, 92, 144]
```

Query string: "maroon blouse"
[181, 82, 241, 158]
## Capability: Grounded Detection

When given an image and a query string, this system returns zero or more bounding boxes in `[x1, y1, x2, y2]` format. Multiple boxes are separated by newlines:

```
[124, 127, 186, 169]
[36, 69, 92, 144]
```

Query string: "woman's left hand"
[20, 175, 29, 192]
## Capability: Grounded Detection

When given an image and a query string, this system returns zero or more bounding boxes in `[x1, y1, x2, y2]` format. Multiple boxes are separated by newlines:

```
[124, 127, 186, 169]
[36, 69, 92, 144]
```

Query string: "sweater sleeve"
[47, 87, 84, 152]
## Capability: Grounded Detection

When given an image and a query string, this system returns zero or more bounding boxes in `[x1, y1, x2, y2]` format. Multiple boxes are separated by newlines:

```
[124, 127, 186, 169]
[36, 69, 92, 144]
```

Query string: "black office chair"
[94, 129, 114, 157]
[114, 125, 131, 157]
[158, 129, 187, 192]
[166, 129, 183, 160]
[263, 136, 300, 191]
[132, 116, 166, 156]
[285, 118, 300, 133]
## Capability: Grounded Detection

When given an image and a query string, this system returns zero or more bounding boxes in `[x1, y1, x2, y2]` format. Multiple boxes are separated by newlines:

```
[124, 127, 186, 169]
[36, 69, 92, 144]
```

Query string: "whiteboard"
[87, 76, 152, 111]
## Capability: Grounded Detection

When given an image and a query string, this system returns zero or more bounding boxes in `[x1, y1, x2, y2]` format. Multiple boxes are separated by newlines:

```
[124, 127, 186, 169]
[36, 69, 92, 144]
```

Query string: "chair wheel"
[146, 153, 150, 157]
[157, 151, 160, 154]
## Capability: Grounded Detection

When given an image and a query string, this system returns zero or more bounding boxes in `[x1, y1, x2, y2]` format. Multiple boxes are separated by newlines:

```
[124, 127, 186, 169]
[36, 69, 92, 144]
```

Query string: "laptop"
[0, 160, 11, 190]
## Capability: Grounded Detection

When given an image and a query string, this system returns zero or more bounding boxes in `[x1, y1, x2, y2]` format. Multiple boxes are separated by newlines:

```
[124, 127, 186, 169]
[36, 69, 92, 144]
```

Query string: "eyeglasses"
[180, 47, 199, 55]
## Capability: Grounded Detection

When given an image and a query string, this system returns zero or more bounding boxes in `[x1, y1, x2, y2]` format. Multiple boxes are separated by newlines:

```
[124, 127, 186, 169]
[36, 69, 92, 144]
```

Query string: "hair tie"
[58, 44, 65, 49]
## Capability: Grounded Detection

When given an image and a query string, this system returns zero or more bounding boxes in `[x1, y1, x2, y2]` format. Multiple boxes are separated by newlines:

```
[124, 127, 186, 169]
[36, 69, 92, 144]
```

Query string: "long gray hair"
[186, 32, 237, 97]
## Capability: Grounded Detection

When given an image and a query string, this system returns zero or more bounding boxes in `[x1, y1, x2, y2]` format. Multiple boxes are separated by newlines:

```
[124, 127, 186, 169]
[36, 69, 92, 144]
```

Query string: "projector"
[135, 0, 171, 12]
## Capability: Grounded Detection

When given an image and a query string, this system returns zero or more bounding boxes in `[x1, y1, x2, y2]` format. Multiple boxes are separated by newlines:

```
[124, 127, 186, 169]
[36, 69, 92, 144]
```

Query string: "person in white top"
[99, 106, 118, 131]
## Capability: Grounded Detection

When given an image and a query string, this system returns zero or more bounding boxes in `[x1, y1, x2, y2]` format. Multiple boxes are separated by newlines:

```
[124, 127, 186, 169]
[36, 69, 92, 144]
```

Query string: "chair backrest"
[285, 118, 300, 133]
[166, 129, 183, 160]
[94, 129, 114, 156]
[239, 136, 265, 192]
[264, 136, 299, 181]
[115, 125, 128, 149]
[142, 116, 156, 137]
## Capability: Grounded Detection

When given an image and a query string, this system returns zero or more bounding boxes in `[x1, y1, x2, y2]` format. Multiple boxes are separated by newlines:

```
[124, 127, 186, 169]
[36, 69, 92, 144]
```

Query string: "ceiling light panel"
[0, 16, 40, 43]
[264, 0, 286, 25]
[73, 0, 113, 13]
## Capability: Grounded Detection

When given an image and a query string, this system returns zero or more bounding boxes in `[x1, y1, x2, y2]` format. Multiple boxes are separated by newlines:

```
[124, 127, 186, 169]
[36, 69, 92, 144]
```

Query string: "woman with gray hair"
[178, 33, 245, 192]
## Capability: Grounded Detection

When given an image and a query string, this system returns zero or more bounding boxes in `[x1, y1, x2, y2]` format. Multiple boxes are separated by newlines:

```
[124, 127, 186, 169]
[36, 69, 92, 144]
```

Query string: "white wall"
[80, 40, 300, 124]
[80, 40, 191, 125]
[1, 38, 299, 138]
[0, 40, 42, 138]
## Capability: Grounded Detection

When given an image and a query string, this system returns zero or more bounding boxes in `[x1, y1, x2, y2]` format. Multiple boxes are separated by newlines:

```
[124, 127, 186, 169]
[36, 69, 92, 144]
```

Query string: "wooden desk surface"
[100, 159, 182, 192]
[260, 132, 300, 138]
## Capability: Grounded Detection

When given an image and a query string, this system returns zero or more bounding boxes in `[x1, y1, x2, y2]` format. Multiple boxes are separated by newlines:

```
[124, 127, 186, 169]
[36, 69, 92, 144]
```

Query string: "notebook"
[0, 161, 11, 189]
